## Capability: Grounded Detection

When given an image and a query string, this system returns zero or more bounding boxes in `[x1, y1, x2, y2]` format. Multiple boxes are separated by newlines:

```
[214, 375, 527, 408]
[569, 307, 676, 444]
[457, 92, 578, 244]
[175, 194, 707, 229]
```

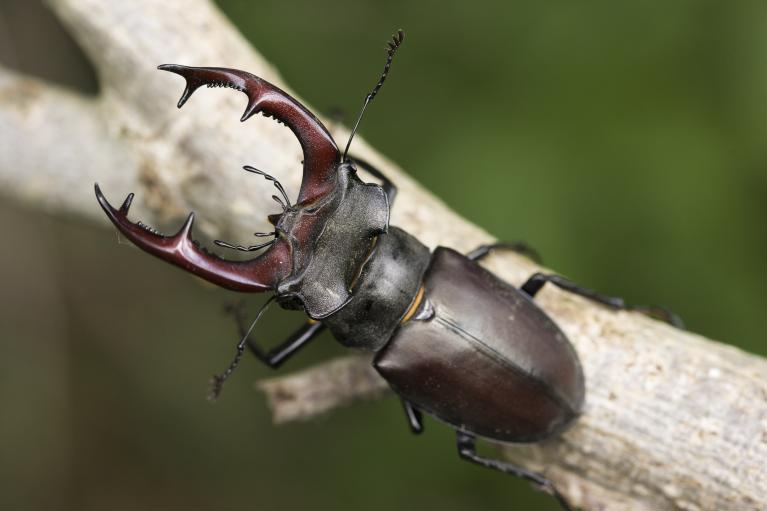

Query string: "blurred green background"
[1, 1, 765, 510]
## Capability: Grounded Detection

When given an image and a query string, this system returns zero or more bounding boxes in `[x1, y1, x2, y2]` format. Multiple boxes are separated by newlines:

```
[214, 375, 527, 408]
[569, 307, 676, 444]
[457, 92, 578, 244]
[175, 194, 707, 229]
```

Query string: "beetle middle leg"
[225, 302, 326, 369]
[521, 272, 683, 327]
[467, 242, 542, 263]
[456, 431, 573, 511]
[401, 399, 424, 435]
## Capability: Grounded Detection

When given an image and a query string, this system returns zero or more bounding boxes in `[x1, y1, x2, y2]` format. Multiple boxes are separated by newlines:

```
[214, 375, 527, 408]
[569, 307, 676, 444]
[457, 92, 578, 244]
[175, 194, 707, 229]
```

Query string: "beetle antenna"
[209, 295, 276, 400]
[342, 29, 404, 162]
[272, 195, 288, 212]
[213, 239, 275, 252]
[243, 165, 292, 207]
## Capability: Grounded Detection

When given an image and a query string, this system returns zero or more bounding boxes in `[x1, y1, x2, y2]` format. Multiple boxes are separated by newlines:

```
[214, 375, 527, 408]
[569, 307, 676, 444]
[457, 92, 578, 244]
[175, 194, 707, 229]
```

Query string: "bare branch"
[258, 355, 387, 423]
[0, 1, 763, 510]
[0, 66, 139, 218]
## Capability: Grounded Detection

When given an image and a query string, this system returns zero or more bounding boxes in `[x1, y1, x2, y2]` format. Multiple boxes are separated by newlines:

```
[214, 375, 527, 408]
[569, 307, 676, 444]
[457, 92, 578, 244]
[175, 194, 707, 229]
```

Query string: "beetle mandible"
[94, 31, 682, 511]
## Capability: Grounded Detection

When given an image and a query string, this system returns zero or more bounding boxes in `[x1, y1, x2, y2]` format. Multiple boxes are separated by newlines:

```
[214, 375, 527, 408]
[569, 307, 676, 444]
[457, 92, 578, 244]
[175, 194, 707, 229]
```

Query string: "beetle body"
[93, 34, 615, 510]
[203, 156, 587, 441]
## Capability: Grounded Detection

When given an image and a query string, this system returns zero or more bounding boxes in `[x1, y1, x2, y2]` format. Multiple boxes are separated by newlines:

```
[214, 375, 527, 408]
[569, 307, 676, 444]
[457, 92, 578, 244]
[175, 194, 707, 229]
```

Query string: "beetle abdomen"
[374, 247, 584, 443]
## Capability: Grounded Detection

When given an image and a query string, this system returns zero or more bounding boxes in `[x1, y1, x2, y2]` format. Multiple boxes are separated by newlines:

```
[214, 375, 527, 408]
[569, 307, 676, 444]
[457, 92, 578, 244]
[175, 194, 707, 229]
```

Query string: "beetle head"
[96, 66, 388, 317]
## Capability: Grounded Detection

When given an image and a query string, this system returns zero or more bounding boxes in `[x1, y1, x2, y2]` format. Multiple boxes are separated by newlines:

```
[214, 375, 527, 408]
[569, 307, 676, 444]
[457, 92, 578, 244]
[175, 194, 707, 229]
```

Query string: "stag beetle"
[94, 31, 682, 511]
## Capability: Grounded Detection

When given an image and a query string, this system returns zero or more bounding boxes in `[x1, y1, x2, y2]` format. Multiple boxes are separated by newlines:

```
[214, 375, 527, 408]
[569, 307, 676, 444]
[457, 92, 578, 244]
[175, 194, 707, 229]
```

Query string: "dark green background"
[1, 1, 765, 510]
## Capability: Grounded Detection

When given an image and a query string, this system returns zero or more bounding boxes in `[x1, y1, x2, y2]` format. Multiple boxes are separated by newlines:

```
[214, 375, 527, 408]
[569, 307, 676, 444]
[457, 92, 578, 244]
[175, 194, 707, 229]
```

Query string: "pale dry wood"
[0, 66, 139, 219]
[0, 1, 764, 510]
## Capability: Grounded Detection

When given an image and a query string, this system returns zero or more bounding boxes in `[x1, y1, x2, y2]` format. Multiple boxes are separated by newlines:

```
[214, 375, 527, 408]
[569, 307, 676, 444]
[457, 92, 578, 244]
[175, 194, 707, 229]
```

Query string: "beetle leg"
[348, 156, 398, 205]
[467, 242, 542, 264]
[456, 432, 574, 511]
[521, 272, 684, 328]
[224, 301, 325, 369]
[401, 399, 424, 435]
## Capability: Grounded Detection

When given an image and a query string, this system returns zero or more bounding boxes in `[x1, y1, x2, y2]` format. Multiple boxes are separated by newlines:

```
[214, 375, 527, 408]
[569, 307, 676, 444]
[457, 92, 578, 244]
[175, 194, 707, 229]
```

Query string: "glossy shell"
[374, 247, 585, 443]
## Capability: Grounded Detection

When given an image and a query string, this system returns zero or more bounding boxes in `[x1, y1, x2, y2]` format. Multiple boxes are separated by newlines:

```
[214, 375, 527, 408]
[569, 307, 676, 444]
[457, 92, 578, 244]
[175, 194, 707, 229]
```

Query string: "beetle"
[94, 31, 681, 510]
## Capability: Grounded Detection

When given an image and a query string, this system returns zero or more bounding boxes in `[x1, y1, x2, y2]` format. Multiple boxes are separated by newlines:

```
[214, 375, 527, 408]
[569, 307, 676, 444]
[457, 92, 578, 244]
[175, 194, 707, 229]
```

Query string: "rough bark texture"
[1, 1, 764, 510]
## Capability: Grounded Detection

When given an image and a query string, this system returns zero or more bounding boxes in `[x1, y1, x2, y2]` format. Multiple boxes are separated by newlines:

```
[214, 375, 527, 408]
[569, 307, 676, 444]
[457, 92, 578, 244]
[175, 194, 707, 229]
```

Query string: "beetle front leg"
[521, 272, 684, 328]
[456, 432, 573, 511]
[225, 302, 326, 369]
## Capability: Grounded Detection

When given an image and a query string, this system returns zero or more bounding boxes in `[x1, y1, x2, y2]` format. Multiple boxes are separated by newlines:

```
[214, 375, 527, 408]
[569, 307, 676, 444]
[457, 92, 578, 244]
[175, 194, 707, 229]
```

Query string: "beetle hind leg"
[521, 272, 684, 328]
[456, 432, 574, 511]
[467, 242, 683, 327]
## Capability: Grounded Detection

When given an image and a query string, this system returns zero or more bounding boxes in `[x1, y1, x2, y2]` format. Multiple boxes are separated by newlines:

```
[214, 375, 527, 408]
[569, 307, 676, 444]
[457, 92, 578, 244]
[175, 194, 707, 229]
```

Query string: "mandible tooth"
[119, 193, 134, 215]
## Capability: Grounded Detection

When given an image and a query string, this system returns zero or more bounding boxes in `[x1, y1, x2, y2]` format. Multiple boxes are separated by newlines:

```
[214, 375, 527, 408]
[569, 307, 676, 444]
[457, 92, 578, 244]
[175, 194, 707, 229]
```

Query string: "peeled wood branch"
[0, 1, 764, 510]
